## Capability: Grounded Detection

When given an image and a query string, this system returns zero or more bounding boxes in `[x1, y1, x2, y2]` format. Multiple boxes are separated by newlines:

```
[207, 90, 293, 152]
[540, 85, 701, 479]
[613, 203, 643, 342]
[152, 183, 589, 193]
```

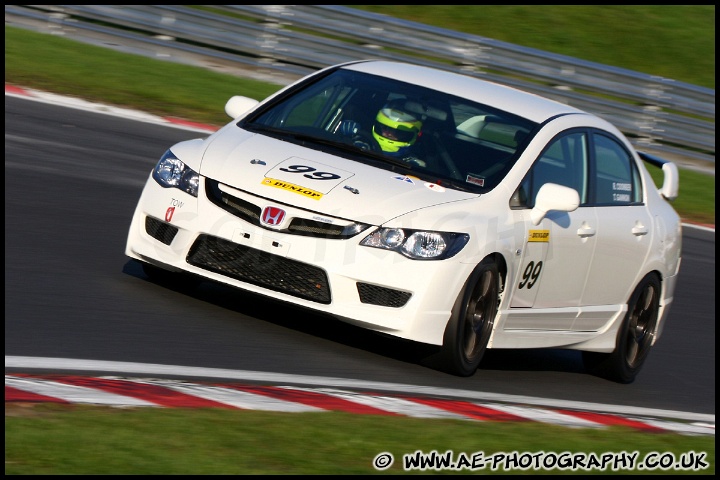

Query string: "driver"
[372, 102, 424, 166]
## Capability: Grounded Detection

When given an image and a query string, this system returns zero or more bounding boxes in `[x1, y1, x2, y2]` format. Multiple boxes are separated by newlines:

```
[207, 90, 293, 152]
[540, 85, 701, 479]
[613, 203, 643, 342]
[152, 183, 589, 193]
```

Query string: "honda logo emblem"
[261, 206, 286, 226]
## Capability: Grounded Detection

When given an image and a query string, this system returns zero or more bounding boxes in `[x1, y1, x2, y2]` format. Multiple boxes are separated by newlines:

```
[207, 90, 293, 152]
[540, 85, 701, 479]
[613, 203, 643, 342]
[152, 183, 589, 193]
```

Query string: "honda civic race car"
[125, 60, 682, 382]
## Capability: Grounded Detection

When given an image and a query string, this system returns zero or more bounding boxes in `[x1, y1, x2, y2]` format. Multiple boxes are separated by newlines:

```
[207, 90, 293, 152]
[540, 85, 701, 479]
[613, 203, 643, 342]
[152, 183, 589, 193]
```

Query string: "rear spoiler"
[638, 151, 679, 202]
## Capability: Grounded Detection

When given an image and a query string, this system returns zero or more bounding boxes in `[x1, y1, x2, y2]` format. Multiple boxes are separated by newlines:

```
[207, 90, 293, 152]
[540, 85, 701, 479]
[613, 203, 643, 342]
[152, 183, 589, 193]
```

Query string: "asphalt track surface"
[4, 88, 715, 433]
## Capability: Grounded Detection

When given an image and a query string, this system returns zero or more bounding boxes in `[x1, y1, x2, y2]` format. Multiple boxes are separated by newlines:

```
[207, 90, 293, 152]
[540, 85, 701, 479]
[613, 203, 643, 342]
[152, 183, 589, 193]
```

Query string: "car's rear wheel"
[437, 259, 500, 377]
[583, 273, 661, 383]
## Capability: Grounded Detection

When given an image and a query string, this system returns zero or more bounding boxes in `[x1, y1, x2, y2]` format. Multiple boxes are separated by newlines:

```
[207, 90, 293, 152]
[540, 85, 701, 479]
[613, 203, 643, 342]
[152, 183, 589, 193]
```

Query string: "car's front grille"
[187, 234, 331, 304]
[145, 216, 178, 245]
[287, 218, 346, 237]
[357, 282, 412, 308]
[219, 191, 262, 223]
[205, 179, 369, 239]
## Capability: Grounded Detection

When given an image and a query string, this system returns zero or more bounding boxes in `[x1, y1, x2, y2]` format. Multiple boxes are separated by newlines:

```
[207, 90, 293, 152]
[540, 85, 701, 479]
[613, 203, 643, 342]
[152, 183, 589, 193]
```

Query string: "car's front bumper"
[125, 175, 473, 346]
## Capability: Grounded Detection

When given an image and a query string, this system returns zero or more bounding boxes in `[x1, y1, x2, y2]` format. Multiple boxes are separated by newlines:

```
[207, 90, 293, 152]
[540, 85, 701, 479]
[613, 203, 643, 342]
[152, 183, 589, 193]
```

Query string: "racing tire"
[582, 273, 661, 384]
[437, 259, 500, 377]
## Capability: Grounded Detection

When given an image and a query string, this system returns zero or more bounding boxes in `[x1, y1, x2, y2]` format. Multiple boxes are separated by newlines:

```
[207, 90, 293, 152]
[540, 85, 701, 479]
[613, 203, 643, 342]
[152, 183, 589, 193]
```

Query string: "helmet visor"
[373, 121, 417, 143]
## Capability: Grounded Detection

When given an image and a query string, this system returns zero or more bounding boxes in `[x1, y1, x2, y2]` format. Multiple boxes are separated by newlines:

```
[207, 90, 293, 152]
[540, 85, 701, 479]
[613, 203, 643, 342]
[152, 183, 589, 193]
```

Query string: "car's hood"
[199, 129, 475, 224]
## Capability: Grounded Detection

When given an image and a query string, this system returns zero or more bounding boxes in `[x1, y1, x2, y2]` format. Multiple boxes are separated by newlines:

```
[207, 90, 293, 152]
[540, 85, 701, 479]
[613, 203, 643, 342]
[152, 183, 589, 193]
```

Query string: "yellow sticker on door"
[528, 230, 550, 242]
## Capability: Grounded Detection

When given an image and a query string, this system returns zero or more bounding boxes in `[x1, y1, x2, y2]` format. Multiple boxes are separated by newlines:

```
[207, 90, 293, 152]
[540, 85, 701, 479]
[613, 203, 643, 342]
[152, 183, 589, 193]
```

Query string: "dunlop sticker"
[262, 178, 323, 200]
[528, 229, 550, 242]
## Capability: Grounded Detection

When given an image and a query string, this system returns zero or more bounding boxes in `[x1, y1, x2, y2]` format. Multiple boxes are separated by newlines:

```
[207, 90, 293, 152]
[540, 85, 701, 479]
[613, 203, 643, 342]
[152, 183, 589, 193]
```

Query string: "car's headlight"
[151, 150, 199, 197]
[360, 228, 469, 260]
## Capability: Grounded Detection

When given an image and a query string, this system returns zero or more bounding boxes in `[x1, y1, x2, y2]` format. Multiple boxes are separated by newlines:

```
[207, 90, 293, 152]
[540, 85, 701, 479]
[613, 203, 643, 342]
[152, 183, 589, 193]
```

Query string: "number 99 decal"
[518, 261, 543, 289]
[279, 164, 341, 180]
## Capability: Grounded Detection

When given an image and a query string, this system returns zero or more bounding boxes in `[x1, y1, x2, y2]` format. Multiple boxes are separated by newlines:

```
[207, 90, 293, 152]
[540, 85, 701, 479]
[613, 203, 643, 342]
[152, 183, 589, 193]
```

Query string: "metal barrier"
[5, 4, 714, 168]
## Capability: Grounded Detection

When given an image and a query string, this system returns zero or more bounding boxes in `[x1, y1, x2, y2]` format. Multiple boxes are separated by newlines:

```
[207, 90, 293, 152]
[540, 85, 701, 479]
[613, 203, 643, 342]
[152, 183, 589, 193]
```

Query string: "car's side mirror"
[658, 161, 679, 201]
[636, 151, 679, 202]
[530, 183, 580, 225]
[225, 96, 260, 119]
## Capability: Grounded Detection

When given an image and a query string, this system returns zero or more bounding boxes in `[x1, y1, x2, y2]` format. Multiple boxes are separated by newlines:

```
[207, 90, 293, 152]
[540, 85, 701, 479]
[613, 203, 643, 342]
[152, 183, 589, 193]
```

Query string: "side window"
[512, 131, 588, 208]
[592, 133, 642, 205]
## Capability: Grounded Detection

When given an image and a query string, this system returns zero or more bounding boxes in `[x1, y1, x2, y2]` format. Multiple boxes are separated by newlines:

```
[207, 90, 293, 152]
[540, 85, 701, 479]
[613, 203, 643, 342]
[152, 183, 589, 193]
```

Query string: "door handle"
[576, 224, 596, 237]
[632, 224, 648, 236]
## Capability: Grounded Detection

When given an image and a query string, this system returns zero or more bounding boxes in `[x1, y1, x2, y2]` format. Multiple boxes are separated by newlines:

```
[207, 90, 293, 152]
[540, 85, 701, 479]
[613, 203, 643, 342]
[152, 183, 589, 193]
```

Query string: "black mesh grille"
[287, 218, 346, 237]
[357, 282, 412, 308]
[220, 191, 261, 223]
[205, 179, 368, 239]
[187, 234, 331, 304]
[145, 216, 179, 245]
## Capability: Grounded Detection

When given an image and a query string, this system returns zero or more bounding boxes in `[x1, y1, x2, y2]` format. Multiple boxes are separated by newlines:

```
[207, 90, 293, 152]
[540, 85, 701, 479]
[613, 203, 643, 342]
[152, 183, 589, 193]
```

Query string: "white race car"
[126, 60, 682, 382]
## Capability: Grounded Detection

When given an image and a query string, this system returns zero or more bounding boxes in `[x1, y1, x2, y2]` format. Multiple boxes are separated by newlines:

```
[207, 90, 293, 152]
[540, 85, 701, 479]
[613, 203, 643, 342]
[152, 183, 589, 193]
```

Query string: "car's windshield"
[242, 68, 538, 193]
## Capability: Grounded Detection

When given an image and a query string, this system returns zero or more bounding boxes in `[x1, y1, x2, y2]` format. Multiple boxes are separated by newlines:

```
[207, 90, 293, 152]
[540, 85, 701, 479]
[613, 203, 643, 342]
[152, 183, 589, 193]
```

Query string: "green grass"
[4, 26, 281, 127]
[645, 165, 715, 226]
[3, 8, 715, 474]
[5, 404, 715, 474]
[352, 5, 715, 90]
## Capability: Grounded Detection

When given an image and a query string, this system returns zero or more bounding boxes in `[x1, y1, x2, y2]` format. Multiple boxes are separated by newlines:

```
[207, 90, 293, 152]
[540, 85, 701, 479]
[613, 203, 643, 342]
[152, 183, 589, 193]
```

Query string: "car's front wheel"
[583, 273, 661, 383]
[437, 259, 500, 377]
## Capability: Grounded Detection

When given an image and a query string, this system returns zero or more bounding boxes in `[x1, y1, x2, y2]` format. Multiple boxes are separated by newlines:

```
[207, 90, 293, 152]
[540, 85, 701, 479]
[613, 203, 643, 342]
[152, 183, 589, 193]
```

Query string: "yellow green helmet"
[372, 104, 422, 153]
